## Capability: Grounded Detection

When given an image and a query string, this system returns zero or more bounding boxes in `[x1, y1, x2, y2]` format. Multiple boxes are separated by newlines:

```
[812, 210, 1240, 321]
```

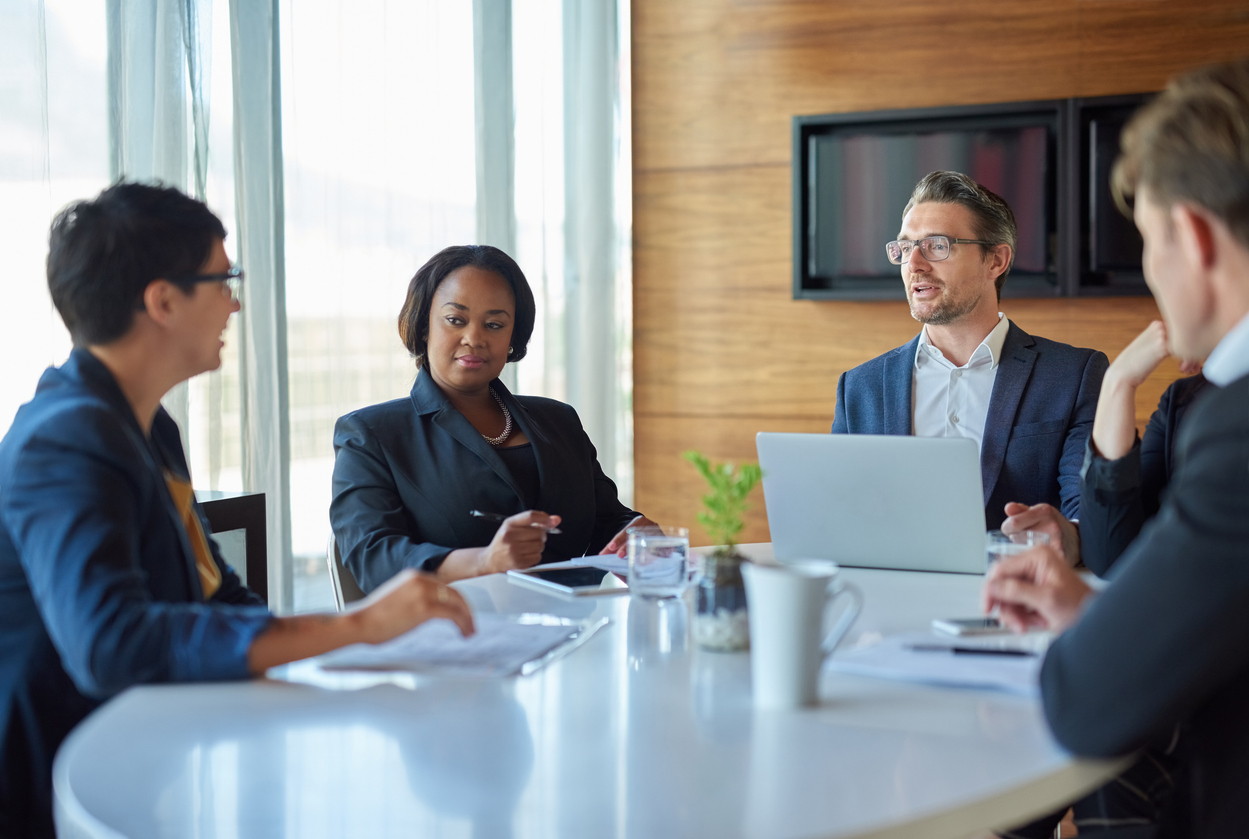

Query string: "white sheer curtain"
[1, 0, 633, 614]
[279, 0, 476, 611]
[0, 0, 106, 437]
[106, 0, 215, 442]
[512, 0, 633, 501]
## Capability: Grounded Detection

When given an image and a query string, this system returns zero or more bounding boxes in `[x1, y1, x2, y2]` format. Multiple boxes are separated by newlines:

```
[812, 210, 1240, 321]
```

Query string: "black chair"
[200, 491, 267, 604]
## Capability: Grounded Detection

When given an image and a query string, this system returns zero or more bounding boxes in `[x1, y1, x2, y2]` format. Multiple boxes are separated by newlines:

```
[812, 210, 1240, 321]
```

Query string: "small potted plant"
[683, 451, 762, 651]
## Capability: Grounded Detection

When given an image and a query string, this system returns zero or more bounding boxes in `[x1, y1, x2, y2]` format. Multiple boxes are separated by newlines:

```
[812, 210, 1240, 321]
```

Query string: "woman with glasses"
[330, 245, 655, 591]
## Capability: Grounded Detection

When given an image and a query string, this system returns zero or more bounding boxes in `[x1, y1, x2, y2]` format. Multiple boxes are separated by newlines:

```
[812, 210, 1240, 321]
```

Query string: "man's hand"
[600, 515, 658, 558]
[1001, 501, 1081, 566]
[982, 543, 1093, 634]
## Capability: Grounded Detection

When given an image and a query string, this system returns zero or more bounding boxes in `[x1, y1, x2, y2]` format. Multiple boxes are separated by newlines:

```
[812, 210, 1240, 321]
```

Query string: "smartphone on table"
[931, 617, 1009, 636]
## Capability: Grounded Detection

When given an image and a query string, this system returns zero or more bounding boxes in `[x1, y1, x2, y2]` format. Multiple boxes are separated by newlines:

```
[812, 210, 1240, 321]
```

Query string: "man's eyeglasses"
[174, 267, 245, 301]
[885, 236, 994, 265]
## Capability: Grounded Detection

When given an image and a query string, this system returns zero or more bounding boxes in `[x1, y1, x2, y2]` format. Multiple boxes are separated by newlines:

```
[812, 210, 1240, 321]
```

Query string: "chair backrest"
[327, 535, 367, 611]
[201, 491, 268, 604]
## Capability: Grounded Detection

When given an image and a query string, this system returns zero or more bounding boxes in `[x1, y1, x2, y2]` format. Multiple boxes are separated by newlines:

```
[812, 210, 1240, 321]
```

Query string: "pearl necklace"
[482, 387, 513, 446]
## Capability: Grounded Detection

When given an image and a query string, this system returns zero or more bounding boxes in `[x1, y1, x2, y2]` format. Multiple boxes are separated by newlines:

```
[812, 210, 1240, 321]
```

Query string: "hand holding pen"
[469, 510, 563, 575]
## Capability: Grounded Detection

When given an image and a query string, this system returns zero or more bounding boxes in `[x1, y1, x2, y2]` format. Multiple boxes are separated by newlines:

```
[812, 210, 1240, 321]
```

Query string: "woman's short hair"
[1112, 58, 1249, 249]
[398, 245, 536, 368]
[47, 181, 226, 346]
[902, 170, 1018, 299]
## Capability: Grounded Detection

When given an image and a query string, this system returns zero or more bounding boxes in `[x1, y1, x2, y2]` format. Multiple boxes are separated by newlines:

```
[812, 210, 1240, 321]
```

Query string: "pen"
[905, 644, 1038, 658]
[469, 509, 563, 535]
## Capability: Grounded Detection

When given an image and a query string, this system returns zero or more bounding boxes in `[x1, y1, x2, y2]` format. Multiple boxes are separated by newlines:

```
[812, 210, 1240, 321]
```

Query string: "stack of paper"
[829, 631, 1046, 697]
[316, 613, 607, 677]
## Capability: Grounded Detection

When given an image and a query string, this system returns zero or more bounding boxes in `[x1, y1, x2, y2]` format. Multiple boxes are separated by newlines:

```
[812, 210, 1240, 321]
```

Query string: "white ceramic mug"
[742, 560, 864, 709]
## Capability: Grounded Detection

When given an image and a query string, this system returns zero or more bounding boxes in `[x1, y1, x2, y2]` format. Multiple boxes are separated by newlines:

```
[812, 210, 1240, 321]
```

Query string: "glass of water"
[985, 529, 1050, 569]
[627, 526, 690, 598]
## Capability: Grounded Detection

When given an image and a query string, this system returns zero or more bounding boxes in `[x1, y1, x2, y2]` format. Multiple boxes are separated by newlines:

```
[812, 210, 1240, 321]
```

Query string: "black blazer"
[1079, 374, 1210, 577]
[1040, 374, 1249, 838]
[832, 322, 1108, 529]
[330, 372, 639, 592]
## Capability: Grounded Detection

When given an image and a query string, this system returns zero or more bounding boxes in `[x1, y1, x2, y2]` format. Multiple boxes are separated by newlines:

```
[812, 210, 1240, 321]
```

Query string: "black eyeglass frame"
[135, 267, 245, 311]
[173, 266, 245, 293]
[884, 236, 997, 265]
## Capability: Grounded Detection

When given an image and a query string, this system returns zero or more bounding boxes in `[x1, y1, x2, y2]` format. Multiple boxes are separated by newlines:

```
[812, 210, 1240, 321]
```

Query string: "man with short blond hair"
[986, 59, 1249, 838]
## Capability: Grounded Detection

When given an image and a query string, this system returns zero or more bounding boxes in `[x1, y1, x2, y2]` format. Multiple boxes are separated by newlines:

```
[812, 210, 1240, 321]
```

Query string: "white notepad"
[829, 632, 1046, 697]
[316, 612, 608, 677]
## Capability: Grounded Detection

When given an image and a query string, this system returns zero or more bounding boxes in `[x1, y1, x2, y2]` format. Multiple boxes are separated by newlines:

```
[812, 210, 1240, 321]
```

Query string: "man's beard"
[909, 288, 983, 326]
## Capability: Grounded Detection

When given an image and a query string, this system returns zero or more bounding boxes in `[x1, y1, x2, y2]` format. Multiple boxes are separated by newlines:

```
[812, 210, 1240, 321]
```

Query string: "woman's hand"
[480, 510, 562, 575]
[1106, 320, 1172, 390]
[1093, 321, 1199, 461]
[247, 569, 473, 673]
[600, 515, 658, 558]
[982, 543, 1093, 634]
[350, 568, 475, 642]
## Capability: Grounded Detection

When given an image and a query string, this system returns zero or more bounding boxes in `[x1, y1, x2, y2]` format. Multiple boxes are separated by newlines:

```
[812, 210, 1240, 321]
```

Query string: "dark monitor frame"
[793, 94, 1157, 301]
[1062, 93, 1155, 297]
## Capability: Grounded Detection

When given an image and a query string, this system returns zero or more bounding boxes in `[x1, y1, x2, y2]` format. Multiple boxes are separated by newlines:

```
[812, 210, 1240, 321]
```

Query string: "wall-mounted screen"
[796, 104, 1061, 300]
[1077, 94, 1152, 295]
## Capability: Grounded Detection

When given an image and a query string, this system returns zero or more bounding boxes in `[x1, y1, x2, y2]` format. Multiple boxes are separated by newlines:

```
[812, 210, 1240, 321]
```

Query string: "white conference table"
[54, 544, 1124, 839]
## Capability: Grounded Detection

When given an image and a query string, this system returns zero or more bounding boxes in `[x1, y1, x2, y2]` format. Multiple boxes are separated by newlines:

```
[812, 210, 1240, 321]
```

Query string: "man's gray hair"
[903, 170, 1018, 298]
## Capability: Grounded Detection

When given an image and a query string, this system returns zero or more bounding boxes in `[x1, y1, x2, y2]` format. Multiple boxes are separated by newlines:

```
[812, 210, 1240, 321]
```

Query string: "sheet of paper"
[316, 613, 605, 677]
[534, 555, 630, 574]
[828, 631, 1044, 697]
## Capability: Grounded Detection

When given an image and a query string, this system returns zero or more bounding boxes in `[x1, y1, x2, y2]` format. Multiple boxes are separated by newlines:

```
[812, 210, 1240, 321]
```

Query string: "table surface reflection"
[53, 545, 1123, 839]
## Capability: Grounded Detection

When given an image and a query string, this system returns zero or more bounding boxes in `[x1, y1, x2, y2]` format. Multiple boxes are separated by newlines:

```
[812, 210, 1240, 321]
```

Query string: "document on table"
[316, 612, 609, 677]
[540, 555, 630, 575]
[828, 631, 1048, 697]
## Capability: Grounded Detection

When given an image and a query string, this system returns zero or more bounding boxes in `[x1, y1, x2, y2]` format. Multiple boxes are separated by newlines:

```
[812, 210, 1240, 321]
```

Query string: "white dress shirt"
[1202, 311, 1249, 386]
[912, 314, 1011, 453]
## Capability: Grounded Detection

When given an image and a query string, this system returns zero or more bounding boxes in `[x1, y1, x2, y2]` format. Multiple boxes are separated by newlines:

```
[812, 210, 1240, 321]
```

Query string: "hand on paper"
[600, 515, 658, 558]
[1001, 502, 1081, 566]
[982, 543, 1093, 634]
[353, 568, 475, 641]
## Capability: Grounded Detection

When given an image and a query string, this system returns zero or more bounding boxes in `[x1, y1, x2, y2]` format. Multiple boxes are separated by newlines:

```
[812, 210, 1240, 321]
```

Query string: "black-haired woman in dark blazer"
[330, 245, 654, 591]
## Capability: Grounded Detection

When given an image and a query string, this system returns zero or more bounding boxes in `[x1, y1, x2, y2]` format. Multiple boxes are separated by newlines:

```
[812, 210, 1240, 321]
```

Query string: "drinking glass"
[985, 530, 1050, 568]
[627, 526, 690, 598]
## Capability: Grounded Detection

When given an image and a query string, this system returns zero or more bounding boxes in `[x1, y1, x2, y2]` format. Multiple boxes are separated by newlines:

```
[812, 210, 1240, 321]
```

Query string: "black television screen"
[795, 104, 1063, 300]
[1079, 95, 1152, 293]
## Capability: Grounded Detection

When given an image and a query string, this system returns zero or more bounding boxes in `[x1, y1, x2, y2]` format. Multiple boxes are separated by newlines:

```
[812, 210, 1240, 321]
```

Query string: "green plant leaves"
[682, 450, 763, 549]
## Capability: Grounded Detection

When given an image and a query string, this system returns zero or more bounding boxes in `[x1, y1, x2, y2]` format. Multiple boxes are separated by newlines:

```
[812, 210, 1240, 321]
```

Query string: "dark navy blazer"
[1042, 375, 1249, 837]
[331, 371, 639, 593]
[0, 349, 270, 838]
[831, 322, 1108, 530]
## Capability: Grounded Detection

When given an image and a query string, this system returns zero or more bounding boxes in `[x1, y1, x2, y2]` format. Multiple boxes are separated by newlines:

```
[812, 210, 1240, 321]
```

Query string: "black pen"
[905, 644, 1038, 658]
[469, 509, 562, 534]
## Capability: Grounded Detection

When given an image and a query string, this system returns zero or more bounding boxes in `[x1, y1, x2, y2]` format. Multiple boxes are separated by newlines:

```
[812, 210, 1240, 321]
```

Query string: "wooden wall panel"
[631, 0, 1249, 537]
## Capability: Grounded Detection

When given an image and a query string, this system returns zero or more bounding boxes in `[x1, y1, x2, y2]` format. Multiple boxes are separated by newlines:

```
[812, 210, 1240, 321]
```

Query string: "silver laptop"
[756, 432, 986, 574]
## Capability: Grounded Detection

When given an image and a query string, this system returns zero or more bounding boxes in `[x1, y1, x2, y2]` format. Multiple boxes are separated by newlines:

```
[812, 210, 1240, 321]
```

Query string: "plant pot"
[694, 550, 750, 651]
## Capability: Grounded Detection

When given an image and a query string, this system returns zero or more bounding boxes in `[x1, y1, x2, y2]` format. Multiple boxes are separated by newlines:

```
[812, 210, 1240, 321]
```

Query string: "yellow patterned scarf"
[163, 472, 222, 599]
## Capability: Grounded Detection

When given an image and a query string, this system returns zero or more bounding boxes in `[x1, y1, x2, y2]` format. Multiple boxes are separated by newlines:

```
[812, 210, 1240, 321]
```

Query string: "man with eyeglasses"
[0, 182, 474, 838]
[832, 171, 1108, 558]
